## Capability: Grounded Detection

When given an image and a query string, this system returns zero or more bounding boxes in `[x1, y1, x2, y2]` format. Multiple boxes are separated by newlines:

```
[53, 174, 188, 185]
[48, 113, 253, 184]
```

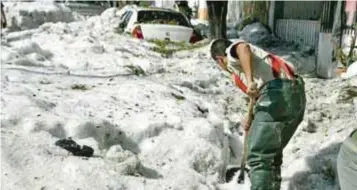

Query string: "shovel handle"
[238, 98, 255, 183]
[246, 98, 255, 125]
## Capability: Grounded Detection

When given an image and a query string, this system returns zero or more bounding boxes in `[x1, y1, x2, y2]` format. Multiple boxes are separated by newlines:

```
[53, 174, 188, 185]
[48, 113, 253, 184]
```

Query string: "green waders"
[248, 76, 306, 190]
[337, 129, 357, 190]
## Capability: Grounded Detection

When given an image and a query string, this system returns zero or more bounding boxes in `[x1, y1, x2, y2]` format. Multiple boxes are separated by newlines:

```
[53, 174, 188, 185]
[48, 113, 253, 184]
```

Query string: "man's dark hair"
[210, 38, 232, 61]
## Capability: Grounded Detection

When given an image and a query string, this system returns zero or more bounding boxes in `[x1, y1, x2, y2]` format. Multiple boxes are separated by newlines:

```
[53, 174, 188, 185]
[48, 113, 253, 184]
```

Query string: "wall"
[317, 33, 335, 78]
[282, 1, 323, 20]
[153, 0, 175, 9]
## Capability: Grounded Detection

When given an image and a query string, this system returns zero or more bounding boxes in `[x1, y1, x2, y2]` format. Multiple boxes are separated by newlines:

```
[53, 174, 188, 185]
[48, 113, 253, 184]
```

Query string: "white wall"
[153, 0, 175, 9]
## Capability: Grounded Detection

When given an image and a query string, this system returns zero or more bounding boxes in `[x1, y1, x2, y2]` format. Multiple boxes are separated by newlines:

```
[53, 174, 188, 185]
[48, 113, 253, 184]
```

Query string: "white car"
[117, 6, 201, 43]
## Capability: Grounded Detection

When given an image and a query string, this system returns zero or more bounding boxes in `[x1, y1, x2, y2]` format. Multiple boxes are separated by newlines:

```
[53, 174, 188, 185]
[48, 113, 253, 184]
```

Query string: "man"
[337, 129, 357, 190]
[210, 39, 306, 190]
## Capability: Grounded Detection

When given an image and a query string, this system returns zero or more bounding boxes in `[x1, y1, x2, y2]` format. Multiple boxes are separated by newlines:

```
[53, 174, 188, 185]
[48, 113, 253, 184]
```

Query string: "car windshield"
[137, 10, 190, 27]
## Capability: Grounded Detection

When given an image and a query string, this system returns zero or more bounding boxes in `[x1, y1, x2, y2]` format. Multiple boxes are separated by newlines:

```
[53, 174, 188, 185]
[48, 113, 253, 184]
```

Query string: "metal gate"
[275, 19, 321, 48]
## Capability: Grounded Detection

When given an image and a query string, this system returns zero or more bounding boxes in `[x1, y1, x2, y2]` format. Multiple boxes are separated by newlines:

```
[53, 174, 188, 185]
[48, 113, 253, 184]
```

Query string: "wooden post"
[207, 1, 228, 39]
[242, 1, 270, 25]
[268, 1, 275, 32]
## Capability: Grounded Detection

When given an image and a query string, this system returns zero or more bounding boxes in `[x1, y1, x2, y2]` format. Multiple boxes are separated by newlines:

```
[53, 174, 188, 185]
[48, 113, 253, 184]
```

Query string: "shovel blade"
[225, 166, 250, 183]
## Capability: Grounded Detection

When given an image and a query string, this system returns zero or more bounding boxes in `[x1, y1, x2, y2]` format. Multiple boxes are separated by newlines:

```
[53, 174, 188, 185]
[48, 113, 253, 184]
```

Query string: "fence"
[275, 19, 321, 48]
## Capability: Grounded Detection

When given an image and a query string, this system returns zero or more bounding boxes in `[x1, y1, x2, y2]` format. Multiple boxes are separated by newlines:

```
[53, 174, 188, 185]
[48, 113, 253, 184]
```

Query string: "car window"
[137, 10, 190, 27]
[121, 11, 133, 28]
[120, 11, 128, 20]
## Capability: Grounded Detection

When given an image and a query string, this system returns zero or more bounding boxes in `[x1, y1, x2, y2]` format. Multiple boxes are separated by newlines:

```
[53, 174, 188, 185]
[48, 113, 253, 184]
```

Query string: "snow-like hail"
[1, 2, 356, 190]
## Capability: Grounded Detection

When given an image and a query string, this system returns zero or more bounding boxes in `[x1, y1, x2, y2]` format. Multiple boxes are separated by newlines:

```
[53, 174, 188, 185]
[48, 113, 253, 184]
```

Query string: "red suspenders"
[233, 73, 248, 94]
[268, 54, 295, 80]
[232, 54, 295, 94]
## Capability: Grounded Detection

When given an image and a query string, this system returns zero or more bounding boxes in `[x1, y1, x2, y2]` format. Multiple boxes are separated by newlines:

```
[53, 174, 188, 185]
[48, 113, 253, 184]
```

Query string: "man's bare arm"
[235, 42, 257, 131]
[235, 43, 254, 85]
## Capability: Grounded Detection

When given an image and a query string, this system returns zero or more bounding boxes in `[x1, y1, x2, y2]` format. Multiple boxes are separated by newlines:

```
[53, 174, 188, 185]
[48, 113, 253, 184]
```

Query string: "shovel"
[224, 97, 255, 184]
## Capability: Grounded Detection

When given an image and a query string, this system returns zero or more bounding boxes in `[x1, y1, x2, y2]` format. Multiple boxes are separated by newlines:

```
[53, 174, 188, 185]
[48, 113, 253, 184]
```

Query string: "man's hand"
[247, 82, 258, 99]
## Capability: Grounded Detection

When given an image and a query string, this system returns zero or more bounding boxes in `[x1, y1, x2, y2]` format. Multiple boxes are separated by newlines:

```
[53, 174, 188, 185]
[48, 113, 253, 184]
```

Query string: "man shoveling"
[210, 39, 306, 190]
